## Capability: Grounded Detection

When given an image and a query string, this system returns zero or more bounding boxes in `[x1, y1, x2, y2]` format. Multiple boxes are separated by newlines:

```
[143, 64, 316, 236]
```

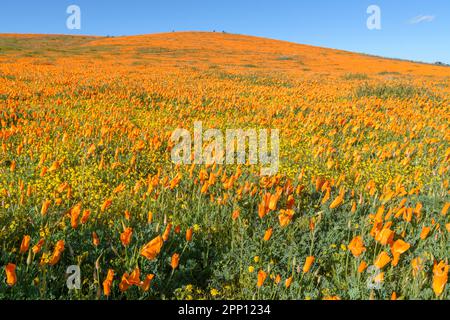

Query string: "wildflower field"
[0, 32, 449, 300]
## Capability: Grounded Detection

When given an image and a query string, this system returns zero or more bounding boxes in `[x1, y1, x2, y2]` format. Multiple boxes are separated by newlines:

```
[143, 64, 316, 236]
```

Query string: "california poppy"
[258, 202, 267, 219]
[374, 251, 391, 269]
[32, 239, 44, 254]
[41, 199, 51, 216]
[432, 261, 449, 297]
[80, 209, 91, 224]
[278, 209, 294, 227]
[257, 270, 267, 288]
[358, 261, 368, 273]
[70, 203, 81, 229]
[232, 209, 240, 221]
[103, 269, 114, 296]
[100, 198, 112, 212]
[285, 276, 293, 288]
[140, 274, 155, 292]
[92, 232, 100, 247]
[375, 227, 394, 246]
[171, 253, 180, 270]
[329, 195, 343, 209]
[186, 228, 193, 242]
[348, 236, 366, 257]
[303, 256, 315, 273]
[119, 273, 131, 292]
[268, 193, 280, 211]
[120, 227, 133, 246]
[420, 226, 431, 240]
[19, 235, 31, 254]
[390, 239, 410, 267]
[140, 235, 164, 260]
[5, 263, 17, 287]
[442, 202, 450, 216]
[127, 268, 141, 285]
[263, 228, 273, 241]
[162, 223, 172, 242]
[48, 240, 65, 266]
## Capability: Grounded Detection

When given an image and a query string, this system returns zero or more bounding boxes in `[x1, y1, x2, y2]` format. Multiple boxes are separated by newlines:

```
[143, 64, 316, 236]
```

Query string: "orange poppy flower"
[278, 209, 294, 227]
[263, 228, 273, 241]
[119, 273, 131, 292]
[32, 239, 44, 254]
[390, 239, 410, 267]
[274, 274, 281, 284]
[5, 263, 17, 287]
[186, 228, 193, 242]
[120, 227, 133, 247]
[358, 261, 368, 273]
[162, 223, 172, 242]
[92, 232, 100, 247]
[303, 256, 315, 273]
[19, 235, 31, 254]
[41, 199, 51, 216]
[80, 209, 91, 224]
[348, 236, 366, 257]
[258, 202, 267, 219]
[420, 226, 431, 240]
[113, 183, 126, 194]
[329, 195, 344, 209]
[140, 274, 155, 292]
[432, 261, 449, 297]
[286, 195, 295, 209]
[100, 198, 112, 212]
[268, 193, 280, 211]
[70, 203, 82, 229]
[171, 253, 180, 270]
[374, 251, 391, 269]
[48, 240, 65, 266]
[285, 276, 293, 288]
[257, 270, 267, 288]
[140, 235, 164, 260]
[103, 269, 115, 296]
[442, 202, 450, 216]
[232, 209, 240, 221]
[375, 227, 394, 246]
[127, 268, 141, 286]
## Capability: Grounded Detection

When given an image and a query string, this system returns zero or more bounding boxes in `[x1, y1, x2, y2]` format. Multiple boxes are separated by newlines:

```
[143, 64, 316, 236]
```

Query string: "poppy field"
[0, 32, 449, 300]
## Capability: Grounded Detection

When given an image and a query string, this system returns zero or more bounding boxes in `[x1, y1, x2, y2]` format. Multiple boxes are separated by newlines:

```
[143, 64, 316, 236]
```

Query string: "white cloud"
[409, 15, 435, 24]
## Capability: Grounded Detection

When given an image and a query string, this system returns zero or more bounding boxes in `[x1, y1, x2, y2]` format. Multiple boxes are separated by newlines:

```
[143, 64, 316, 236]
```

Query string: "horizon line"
[1, 30, 448, 67]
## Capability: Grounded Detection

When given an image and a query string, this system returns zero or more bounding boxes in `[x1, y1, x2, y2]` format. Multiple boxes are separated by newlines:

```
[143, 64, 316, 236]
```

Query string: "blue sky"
[0, 0, 449, 63]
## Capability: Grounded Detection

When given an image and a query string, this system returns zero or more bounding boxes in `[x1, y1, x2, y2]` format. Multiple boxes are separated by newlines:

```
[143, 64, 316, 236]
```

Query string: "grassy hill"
[0, 32, 449, 300]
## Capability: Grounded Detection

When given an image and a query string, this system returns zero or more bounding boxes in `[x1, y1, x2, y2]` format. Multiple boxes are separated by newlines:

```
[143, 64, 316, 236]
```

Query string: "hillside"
[1, 32, 450, 77]
[0, 32, 449, 300]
